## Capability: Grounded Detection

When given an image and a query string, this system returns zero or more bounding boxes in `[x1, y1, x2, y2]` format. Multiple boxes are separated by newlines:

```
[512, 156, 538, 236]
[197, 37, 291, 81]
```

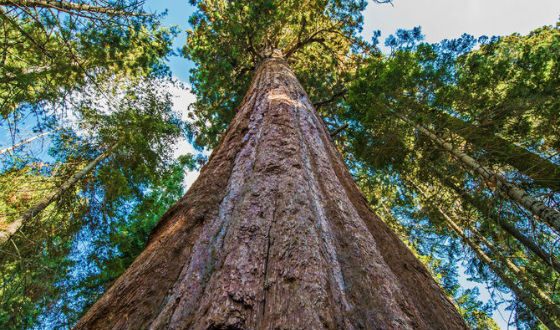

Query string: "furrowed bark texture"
[76, 58, 466, 329]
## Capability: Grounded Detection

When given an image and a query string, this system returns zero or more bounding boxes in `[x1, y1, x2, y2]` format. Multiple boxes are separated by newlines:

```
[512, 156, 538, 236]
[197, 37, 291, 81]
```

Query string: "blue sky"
[144, 0, 560, 84]
[363, 0, 560, 44]
[144, 0, 195, 82]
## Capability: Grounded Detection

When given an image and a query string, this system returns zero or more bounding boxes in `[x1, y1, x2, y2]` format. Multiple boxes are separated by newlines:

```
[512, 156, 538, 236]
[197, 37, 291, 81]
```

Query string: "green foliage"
[3, 1, 556, 328]
[343, 23, 560, 328]
[0, 0, 176, 117]
[456, 288, 500, 330]
[0, 162, 86, 327]
[184, 0, 380, 148]
[45, 158, 193, 325]
[0, 2, 186, 327]
[0, 74, 183, 329]
[75, 78, 183, 200]
[449, 25, 560, 153]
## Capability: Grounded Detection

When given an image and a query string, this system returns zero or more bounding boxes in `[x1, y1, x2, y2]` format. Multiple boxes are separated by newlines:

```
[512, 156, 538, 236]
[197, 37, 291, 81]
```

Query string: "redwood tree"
[76, 1, 467, 328]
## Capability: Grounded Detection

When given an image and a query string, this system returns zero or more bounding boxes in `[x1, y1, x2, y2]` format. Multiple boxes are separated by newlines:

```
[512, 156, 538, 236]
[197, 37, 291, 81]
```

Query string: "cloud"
[166, 80, 202, 190]
[363, 0, 560, 43]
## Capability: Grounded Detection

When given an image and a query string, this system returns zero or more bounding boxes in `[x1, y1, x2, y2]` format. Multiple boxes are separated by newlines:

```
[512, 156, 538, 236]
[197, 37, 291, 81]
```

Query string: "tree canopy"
[184, 0, 392, 148]
[341, 23, 560, 329]
[0, 1, 558, 328]
[0, 1, 192, 327]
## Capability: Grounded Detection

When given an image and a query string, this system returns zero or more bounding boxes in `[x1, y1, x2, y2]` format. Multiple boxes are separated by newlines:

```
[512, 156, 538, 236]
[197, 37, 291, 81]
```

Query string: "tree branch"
[313, 88, 347, 110]
[0, 0, 147, 16]
[330, 123, 348, 138]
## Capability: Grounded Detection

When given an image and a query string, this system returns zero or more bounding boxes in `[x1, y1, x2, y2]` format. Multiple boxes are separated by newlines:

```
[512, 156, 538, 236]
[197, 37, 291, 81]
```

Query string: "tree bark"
[396, 113, 560, 233]
[0, 129, 58, 156]
[0, 143, 116, 245]
[76, 57, 466, 329]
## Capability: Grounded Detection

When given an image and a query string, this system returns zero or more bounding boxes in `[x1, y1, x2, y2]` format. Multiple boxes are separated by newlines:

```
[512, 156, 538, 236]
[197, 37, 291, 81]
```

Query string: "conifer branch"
[0, 0, 147, 17]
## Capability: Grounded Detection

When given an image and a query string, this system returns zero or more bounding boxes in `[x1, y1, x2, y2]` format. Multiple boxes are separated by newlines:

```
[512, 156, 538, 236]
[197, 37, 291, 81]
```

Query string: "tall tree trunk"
[0, 143, 116, 245]
[438, 206, 560, 329]
[76, 57, 466, 329]
[396, 113, 560, 233]
[432, 110, 560, 192]
[403, 177, 560, 328]
[0, 0, 142, 16]
[436, 172, 560, 274]
[0, 129, 59, 155]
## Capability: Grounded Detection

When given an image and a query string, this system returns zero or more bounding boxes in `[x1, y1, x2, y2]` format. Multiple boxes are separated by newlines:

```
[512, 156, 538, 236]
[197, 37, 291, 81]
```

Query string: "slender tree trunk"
[403, 177, 560, 328]
[0, 129, 58, 155]
[0, 144, 116, 245]
[467, 226, 557, 315]
[433, 110, 560, 192]
[396, 113, 560, 233]
[437, 173, 560, 274]
[439, 207, 560, 329]
[329, 123, 349, 138]
[76, 57, 466, 329]
[0, 0, 142, 16]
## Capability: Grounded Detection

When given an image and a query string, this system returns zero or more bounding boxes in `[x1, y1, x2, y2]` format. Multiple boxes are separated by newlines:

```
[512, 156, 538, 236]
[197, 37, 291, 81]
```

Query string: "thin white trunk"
[441, 174, 560, 274]
[442, 210, 559, 329]
[405, 178, 560, 327]
[0, 143, 117, 245]
[441, 209, 557, 315]
[0, 0, 143, 16]
[0, 129, 58, 155]
[397, 113, 560, 233]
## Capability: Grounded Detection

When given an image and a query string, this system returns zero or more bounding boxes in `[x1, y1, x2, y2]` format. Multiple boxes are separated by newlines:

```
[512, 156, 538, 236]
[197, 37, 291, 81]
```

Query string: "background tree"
[0, 0, 174, 117]
[0, 75, 185, 327]
[2, 1, 556, 328]
[342, 23, 560, 328]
